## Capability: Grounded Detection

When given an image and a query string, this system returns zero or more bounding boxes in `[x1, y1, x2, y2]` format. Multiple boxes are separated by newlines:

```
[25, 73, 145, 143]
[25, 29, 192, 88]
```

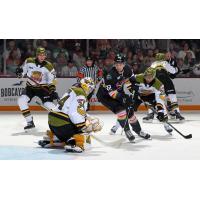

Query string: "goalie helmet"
[80, 77, 95, 95]
[36, 47, 47, 56]
[155, 53, 165, 61]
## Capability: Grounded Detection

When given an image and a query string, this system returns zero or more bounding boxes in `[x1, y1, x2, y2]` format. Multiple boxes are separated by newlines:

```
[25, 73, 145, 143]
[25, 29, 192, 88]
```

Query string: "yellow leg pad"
[86, 135, 91, 144]
[47, 130, 54, 146]
[73, 134, 85, 149]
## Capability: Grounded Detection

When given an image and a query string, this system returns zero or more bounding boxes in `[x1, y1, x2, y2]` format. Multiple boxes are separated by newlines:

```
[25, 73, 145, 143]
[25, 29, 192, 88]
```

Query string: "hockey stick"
[35, 101, 125, 148]
[27, 76, 52, 94]
[27, 76, 60, 101]
[143, 101, 192, 139]
[12, 80, 24, 86]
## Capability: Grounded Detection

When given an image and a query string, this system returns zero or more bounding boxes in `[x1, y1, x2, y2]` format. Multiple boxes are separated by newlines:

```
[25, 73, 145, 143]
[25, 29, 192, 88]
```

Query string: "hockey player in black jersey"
[97, 54, 151, 142]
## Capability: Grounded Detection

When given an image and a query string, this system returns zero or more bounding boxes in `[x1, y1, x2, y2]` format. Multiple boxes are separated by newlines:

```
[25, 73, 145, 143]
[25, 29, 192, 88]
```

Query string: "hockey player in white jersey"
[143, 53, 185, 122]
[38, 77, 103, 153]
[16, 47, 59, 131]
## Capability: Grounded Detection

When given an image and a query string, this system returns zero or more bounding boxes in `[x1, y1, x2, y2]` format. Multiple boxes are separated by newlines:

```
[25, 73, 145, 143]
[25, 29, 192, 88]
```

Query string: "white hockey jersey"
[22, 57, 56, 86]
[53, 85, 87, 126]
[135, 74, 165, 106]
[150, 60, 178, 74]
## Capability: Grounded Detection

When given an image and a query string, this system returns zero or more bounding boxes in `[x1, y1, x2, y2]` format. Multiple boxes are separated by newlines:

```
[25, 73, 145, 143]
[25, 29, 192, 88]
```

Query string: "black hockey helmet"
[114, 54, 125, 63]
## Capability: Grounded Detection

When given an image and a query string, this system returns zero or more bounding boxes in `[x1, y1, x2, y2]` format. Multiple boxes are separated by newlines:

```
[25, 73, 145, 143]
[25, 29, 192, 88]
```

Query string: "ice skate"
[124, 130, 135, 143]
[136, 130, 151, 139]
[143, 113, 154, 123]
[24, 121, 35, 132]
[64, 138, 84, 153]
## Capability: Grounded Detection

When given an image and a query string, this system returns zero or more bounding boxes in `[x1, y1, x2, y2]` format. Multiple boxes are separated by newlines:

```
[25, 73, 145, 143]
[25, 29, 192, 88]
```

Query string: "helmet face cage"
[80, 77, 95, 95]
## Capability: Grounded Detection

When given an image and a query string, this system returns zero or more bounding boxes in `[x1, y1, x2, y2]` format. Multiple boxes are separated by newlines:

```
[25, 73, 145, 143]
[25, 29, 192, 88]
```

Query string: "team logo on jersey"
[31, 71, 42, 83]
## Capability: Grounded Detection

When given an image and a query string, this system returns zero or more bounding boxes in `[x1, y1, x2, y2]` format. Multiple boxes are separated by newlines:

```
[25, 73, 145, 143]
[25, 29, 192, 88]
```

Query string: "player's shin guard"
[117, 110, 135, 142]
[130, 119, 151, 140]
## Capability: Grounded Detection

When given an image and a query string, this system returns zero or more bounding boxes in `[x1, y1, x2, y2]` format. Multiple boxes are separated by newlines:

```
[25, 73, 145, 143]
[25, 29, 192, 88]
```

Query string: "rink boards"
[0, 78, 200, 111]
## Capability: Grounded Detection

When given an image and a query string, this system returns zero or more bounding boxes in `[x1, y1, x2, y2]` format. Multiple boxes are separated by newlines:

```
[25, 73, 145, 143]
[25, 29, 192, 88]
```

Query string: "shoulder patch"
[71, 86, 87, 98]
[26, 57, 35, 64]
[44, 61, 54, 72]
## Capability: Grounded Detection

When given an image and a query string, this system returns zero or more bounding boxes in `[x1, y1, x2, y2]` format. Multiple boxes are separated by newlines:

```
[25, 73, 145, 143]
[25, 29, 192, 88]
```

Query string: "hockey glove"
[156, 112, 165, 122]
[122, 94, 135, 108]
[50, 91, 60, 101]
[16, 67, 23, 78]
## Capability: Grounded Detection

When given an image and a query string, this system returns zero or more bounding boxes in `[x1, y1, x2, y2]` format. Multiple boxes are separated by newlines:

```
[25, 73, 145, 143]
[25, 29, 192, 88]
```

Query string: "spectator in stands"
[4, 40, 21, 61]
[192, 64, 200, 77]
[40, 40, 52, 61]
[53, 40, 69, 61]
[73, 50, 86, 69]
[141, 39, 156, 51]
[153, 48, 159, 56]
[22, 42, 35, 59]
[54, 50, 68, 76]
[126, 50, 133, 65]
[61, 60, 78, 77]
[131, 62, 140, 74]
[143, 49, 155, 67]
[184, 51, 195, 68]
[177, 42, 195, 60]
[96, 39, 111, 59]
[176, 58, 190, 78]
[6, 49, 21, 75]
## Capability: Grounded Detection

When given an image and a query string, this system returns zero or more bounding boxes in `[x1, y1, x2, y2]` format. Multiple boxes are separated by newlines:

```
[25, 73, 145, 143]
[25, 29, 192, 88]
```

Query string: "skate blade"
[24, 127, 36, 133]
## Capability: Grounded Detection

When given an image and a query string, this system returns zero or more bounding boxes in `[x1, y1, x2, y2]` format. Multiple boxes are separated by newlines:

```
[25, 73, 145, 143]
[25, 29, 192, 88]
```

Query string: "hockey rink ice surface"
[0, 111, 200, 160]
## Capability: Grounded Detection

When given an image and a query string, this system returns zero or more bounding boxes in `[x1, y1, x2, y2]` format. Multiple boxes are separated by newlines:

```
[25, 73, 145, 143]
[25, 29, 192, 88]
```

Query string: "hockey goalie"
[38, 77, 103, 153]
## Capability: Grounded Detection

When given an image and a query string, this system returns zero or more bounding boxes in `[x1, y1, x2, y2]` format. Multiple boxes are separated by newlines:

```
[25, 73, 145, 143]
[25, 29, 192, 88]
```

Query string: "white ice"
[0, 111, 200, 160]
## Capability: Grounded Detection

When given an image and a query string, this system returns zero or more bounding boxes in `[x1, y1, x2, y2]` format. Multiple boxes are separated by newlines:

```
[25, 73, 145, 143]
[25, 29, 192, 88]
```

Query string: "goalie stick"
[35, 101, 125, 148]
[143, 101, 192, 139]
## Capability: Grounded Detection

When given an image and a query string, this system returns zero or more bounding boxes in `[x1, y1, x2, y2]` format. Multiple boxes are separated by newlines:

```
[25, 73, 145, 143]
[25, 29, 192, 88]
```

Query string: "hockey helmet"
[36, 47, 47, 56]
[155, 53, 165, 61]
[114, 54, 125, 63]
[144, 67, 156, 79]
[80, 77, 95, 95]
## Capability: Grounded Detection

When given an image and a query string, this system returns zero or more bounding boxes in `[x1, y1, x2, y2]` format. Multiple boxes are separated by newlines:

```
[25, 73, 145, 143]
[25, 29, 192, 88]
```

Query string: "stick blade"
[184, 134, 192, 139]
[109, 138, 126, 148]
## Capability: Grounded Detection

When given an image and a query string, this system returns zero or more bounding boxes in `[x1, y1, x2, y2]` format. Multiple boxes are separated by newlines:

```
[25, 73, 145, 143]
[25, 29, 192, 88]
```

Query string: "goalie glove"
[82, 116, 103, 133]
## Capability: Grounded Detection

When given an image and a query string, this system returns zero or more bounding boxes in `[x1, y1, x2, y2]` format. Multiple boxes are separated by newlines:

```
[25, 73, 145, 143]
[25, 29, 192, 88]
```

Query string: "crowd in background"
[0, 39, 200, 78]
